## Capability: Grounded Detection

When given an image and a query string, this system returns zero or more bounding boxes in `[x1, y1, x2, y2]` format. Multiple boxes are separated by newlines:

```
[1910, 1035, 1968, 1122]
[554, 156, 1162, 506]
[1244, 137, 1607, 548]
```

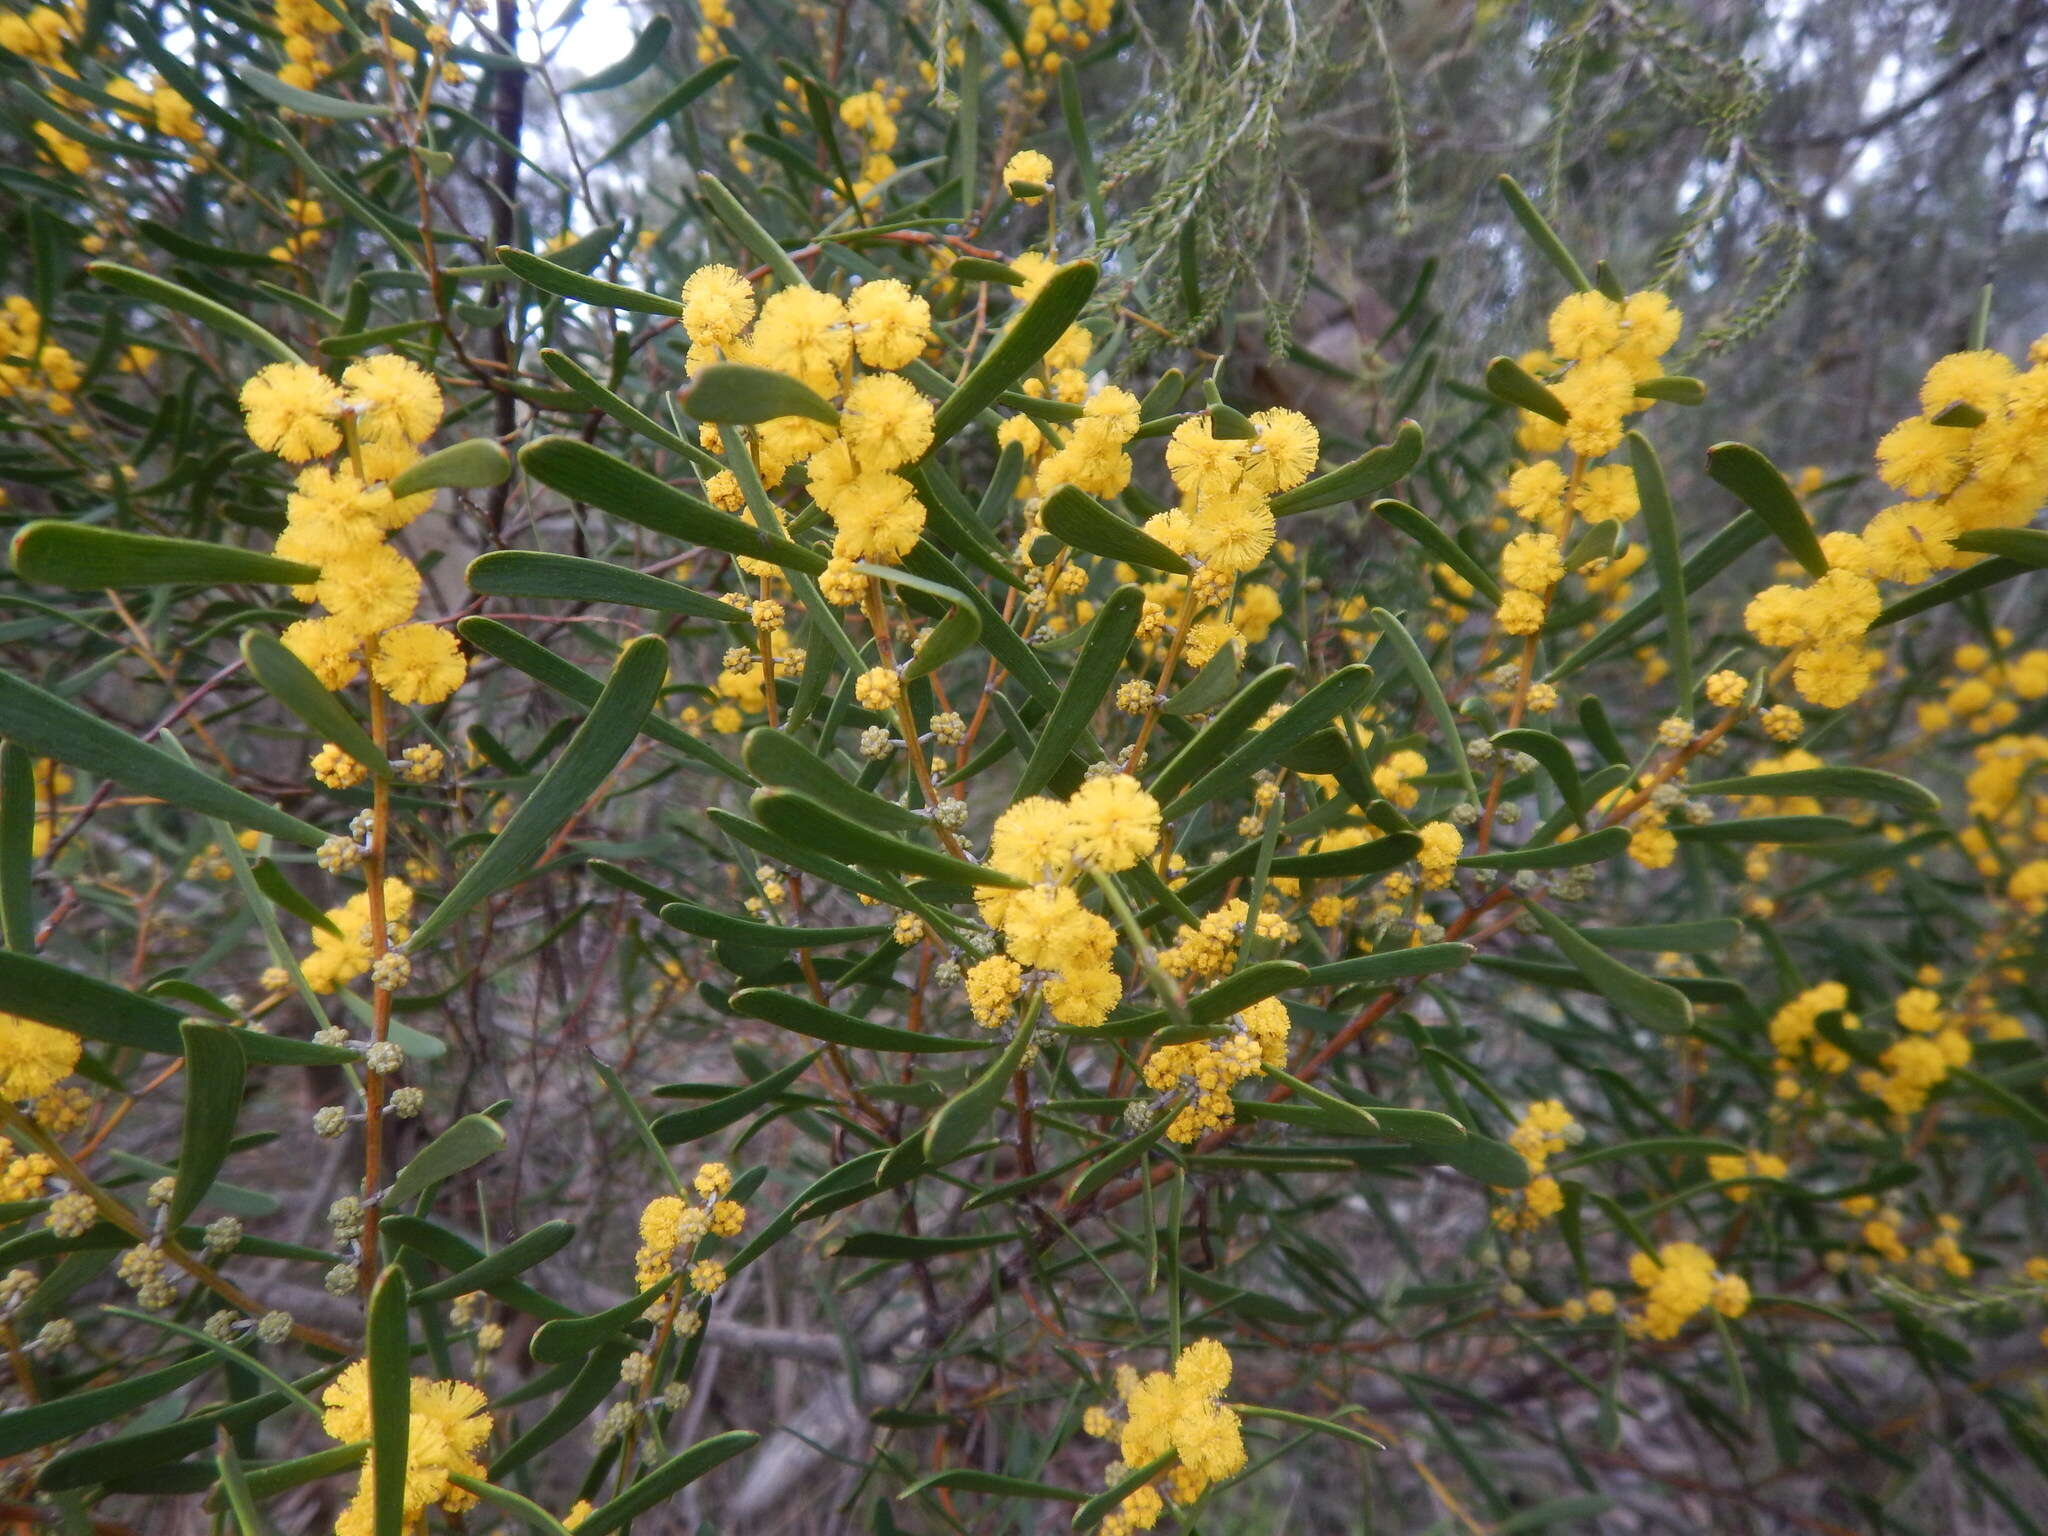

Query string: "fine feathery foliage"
[1, 1, 2047, 1532]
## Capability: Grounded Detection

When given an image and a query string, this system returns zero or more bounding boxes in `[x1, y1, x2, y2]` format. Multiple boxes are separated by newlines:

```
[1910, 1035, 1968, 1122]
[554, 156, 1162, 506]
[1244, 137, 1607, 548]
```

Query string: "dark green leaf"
[467, 551, 748, 626]
[1686, 767, 1939, 818]
[1484, 356, 1566, 422]
[387, 440, 510, 497]
[170, 1023, 245, 1226]
[0, 669, 326, 847]
[651, 1050, 823, 1145]
[241, 630, 387, 780]
[1270, 421, 1424, 517]
[573, 1431, 759, 1535]
[367, 1266, 410, 1536]
[1525, 902, 1692, 1035]
[388, 1114, 508, 1208]
[681, 362, 839, 426]
[1628, 430, 1693, 707]
[729, 987, 991, 1054]
[566, 16, 672, 92]
[10, 523, 318, 590]
[407, 635, 669, 951]
[88, 262, 297, 365]
[496, 245, 683, 315]
[928, 261, 1098, 450]
[1040, 486, 1189, 574]
[750, 786, 1020, 888]
[1704, 442, 1827, 580]
[1458, 825, 1629, 871]
[1016, 585, 1143, 796]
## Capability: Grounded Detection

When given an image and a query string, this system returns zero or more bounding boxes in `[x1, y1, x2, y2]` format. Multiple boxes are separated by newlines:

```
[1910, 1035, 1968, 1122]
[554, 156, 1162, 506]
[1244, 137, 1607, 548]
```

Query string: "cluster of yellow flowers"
[836, 82, 905, 202]
[273, 0, 342, 90]
[1747, 341, 2048, 709]
[0, 1010, 81, 1107]
[674, 260, 938, 600]
[238, 355, 469, 710]
[1960, 732, 2048, 912]
[1706, 1147, 1788, 1202]
[0, 295, 84, 416]
[1083, 1339, 1247, 1533]
[1492, 1099, 1575, 1233]
[105, 72, 202, 142]
[1497, 288, 1681, 639]
[969, 774, 1161, 1030]
[1141, 994, 1290, 1144]
[1626, 1241, 1750, 1341]
[692, 0, 733, 62]
[634, 1162, 746, 1298]
[301, 878, 415, 995]
[320, 1360, 492, 1536]
[1000, 0, 1115, 76]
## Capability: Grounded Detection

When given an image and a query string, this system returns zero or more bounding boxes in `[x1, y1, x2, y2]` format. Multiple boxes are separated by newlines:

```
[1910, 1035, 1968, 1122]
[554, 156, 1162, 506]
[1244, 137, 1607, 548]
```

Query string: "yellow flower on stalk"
[341, 355, 442, 448]
[0, 1014, 81, 1102]
[240, 361, 343, 462]
[371, 624, 468, 706]
[321, 1361, 491, 1536]
[1003, 148, 1053, 200]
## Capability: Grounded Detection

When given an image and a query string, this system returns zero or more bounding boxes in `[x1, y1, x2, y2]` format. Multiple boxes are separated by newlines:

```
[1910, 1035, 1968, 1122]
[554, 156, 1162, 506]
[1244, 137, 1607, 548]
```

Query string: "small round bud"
[313, 1106, 348, 1139]
[35, 1317, 74, 1351]
[389, 1086, 425, 1119]
[146, 1175, 176, 1209]
[256, 1310, 293, 1344]
[325, 1262, 360, 1297]
[363, 1040, 404, 1074]
[204, 1216, 243, 1253]
[370, 952, 412, 992]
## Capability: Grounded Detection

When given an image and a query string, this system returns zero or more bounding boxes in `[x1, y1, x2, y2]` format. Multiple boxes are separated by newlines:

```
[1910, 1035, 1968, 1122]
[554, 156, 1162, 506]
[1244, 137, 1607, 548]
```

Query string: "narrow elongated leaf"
[1485, 356, 1566, 422]
[88, 262, 297, 364]
[566, 15, 672, 92]
[1271, 420, 1424, 516]
[1305, 943, 1473, 988]
[1371, 607, 1478, 796]
[1578, 919, 1742, 952]
[1149, 664, 1295, 801]
[1671, 815, 1861, 844]
[0, 743, 33, 949]
[1953, 527, 2048, 567]
[1493, 728, 1586, 820]
[241, 630, 387, 780]
[901, 593, 982, 681]
[929, 261, 1098, 449]
[1628, 431, 1693, 707]
[1040, 486, 1189, 574]
[519, 435, 824, 574]
[1016, 585, 1143, 796]
[1370, 498, 1502, 603]
[170, 1023, 245, 1226]
[652, 1049, 822, 1144]
[1705, 442, 1827, 579]
[241, 70, 389, 118]
[455, 618, 746, 786]
[0, 670, 326, 847]
[467, 551, 746, 626]
[388, 1114, 508, 1208]
[598, 56, 738, 164]
[740, 730, 927, 834]
[407, 635, 668, 951]
[0, 1353, 213, 1456]
[366, 1267, 410, 1536]
[902, 1468, 1085, 1502]
[1495, 174, 1592, 289]
[387, 439, 510, 497]
[924, 1019, 1036, 1165]
[412, 1221, 574, 1304]
[539, 348, 723, 474]
[1870, 556, 2032, 628]
[1686, 766, 1939, 818]
[751, 787, 1020, 888]
[730, 986, 990, 1054]
[1073, 1453, 1175, 1531]
[659, 900, 888, 949]
[0, 949, 349, 1064]
[1634, 377, 1706, 405]
[496, 246, 683, 315]
[382, 1215, 574, 1321]
[11, 523, 318, 590]
[696, 171, 805, 288]
[1525, 902, 1692, 1035]
[445, 1475, 570, 1536]
[1458, 825, 1629, 871]
[681, 362, 838, 426]
[526, 1279, 668, 1364]
[1161, 663, 1373, 819]
[573, 1431, 759, 1535]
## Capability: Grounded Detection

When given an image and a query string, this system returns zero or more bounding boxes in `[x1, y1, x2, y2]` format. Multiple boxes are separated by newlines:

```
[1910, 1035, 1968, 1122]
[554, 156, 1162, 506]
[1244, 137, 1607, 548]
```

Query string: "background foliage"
[1, 1, 2047, 1533]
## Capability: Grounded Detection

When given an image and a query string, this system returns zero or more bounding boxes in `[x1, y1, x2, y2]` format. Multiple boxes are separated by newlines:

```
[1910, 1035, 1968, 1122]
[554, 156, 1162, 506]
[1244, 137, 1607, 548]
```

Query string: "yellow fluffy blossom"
[0, 1014, 81, 1102]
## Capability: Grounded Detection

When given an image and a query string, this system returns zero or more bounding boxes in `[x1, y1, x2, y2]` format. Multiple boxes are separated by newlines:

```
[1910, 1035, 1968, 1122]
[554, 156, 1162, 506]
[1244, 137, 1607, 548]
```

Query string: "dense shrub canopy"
[1, 1, 2047, 1533]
